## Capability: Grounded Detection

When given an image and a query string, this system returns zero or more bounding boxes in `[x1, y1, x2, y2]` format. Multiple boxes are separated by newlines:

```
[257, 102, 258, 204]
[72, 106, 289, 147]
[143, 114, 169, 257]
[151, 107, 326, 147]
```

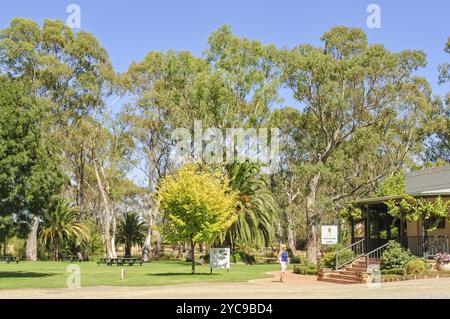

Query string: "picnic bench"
[0, 255, 20, 264]
[60, 255, 82, 262]
[97, 257, 143, 266]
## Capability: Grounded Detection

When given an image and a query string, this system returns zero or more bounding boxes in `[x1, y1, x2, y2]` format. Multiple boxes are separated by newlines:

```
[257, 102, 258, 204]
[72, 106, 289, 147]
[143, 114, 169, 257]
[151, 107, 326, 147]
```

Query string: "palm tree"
[218, 162, 278, 250]
[116, 212, 147, 257]
[39, 198, 89, 261]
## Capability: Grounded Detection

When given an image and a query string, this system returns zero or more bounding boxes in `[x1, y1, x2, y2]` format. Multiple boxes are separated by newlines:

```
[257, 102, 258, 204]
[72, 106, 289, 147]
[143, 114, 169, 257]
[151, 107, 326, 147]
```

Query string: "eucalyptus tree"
[438, 37, 450, 87]
[80, 113, 134, 259]
[269, 107, 307, 254]
[280, 26, 439, 263]
[0, 18, 114, 120]
[0, 78, 66, 260]
[128, 25, 280, 133]
[120, 51, 203, 260]
[123, 26, 280, 259]
[204, 25, 281, 129]
[0, 18, 114, 259]
[426, 37, 450, 162]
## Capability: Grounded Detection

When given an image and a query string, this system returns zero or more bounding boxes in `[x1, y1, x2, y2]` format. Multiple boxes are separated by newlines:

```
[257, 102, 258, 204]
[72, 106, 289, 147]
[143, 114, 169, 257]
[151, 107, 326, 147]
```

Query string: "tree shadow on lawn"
[0, 271, 57, 278]
[148, 272, 219, 277]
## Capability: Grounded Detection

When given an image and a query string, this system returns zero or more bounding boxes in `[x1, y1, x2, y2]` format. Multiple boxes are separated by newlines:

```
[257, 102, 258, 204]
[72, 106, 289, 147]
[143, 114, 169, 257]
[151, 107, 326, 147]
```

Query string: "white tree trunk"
[286, 210, 297, 256]
[154, 230, 162, 259]
[93, 158, 117, 258]
[110, 209, 117, 258]
[26, 215, 39, 261]
[142, 199, 158, 262]
[142, 207, 153, 262]
[306, 174, 321, 264]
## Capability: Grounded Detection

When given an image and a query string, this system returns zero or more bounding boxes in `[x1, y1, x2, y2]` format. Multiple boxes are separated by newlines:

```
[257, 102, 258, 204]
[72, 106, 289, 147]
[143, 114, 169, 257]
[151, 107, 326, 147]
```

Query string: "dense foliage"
[0, 17, 448, 265]
[218, 162, 277, 249]
[158, 164, 238, 273]
[319, 244, 355, 269]
[39, 197, 89, 260]
[405, 258, 430, 275]
[386, 195, 450, 231]
[116, 212, 147, 257]
[380, 241, 414, 270]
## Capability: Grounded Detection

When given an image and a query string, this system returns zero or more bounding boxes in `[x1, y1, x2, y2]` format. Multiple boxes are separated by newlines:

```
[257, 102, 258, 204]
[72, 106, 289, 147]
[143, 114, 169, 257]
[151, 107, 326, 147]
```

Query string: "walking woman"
[278, 244, 289, 282]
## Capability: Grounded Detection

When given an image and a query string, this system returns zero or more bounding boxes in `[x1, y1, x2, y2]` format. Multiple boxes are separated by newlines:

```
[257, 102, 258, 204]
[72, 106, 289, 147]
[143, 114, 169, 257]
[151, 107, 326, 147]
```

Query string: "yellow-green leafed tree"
[158, 164, 238, 273]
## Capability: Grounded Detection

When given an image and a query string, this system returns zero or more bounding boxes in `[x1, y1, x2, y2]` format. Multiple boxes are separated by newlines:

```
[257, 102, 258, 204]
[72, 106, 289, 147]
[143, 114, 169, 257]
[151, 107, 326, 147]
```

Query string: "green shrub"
[290, 255, 301, 264]
[323, 243, 345, 253]
[231, 252, 242, 263]
[159, 251, 177, 260]
[405, 258, 430, 276]
[320, 248, 354, 269]
[6, 237, 26, 259]
[232, 245, 257, 264]
[81, 225, 105, 260]
[293, 263, 318, 275]
[381, 268, 405, 276]
[201, 252, 210, 264]
[236, 251, 257, 265]
[380, 241, 413, 270]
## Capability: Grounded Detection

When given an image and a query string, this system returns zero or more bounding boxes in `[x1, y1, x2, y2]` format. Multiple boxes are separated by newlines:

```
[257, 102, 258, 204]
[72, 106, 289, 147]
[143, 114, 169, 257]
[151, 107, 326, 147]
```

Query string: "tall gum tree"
[280, 26, 439, 263]
[0, 79, 66, 260]
[0, 18, 114, 259]
[123, 26, 281, 259]
[426, 37, 450, 161]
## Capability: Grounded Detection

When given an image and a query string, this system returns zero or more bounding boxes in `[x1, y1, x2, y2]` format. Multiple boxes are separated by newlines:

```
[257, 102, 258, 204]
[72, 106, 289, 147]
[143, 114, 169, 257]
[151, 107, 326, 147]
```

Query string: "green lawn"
[0, 261, 280, 289]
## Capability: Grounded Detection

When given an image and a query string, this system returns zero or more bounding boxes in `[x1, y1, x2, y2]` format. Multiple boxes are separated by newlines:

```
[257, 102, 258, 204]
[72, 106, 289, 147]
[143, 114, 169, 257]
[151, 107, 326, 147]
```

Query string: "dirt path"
[1, 271, 450, 299]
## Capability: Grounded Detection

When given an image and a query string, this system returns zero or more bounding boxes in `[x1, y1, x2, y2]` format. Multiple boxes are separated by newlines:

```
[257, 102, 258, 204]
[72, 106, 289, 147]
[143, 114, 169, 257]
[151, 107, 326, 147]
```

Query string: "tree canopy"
[158, 164, 237, 273]
[0, 19, 448, 264]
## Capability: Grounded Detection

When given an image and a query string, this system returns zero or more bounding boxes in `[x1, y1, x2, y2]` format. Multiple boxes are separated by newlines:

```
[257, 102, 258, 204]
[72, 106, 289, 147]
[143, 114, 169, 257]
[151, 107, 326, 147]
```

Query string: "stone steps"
[318, 257, 380, 284]
[327, 273, 359, 281]
[318, 277, 360, 284]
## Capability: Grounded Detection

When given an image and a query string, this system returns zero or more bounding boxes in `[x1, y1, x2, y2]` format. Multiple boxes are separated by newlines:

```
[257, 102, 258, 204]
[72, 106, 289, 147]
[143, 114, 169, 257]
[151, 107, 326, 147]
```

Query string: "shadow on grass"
[148, 272, 218, 277]
[0, 272, 57, 278]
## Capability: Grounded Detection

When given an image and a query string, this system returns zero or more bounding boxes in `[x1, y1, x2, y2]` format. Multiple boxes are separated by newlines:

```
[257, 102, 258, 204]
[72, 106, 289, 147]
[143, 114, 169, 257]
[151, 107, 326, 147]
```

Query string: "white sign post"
[321, 225, 338, 245]
[209, 248, 230, 274]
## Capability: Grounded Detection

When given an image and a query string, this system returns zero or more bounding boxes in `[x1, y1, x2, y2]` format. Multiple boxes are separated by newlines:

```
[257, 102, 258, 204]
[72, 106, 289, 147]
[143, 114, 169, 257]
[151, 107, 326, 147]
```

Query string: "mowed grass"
[0, 261, 280, 289]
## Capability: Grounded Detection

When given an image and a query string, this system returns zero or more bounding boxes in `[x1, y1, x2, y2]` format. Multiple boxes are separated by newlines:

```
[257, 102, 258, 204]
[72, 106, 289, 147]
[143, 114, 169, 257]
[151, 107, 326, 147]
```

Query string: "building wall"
[406, 221, 420, 237]
[407, 219, 450, 237]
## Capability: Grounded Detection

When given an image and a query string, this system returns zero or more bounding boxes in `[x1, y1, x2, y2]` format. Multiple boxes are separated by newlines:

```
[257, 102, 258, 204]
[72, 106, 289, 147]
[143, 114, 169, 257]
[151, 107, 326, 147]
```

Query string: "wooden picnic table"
[60, 255, 82, 262]
[0, 255, 20, 264]
[97, 257, 143, 266]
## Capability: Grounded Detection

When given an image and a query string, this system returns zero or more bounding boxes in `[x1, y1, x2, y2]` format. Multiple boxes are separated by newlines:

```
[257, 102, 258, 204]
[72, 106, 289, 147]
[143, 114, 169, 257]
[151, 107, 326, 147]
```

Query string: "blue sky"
[1, 0, 449, 98]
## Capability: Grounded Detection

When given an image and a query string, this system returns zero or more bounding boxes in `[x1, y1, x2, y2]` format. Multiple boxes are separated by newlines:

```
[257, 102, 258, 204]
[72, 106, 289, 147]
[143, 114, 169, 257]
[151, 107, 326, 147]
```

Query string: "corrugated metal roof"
[406, 165, 450, 194]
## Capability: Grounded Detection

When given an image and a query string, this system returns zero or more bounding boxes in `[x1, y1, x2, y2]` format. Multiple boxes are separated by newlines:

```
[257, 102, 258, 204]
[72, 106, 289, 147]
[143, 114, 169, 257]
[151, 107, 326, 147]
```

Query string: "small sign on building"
[321, 225, 338, 245]
[209, 248, 230, 274]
